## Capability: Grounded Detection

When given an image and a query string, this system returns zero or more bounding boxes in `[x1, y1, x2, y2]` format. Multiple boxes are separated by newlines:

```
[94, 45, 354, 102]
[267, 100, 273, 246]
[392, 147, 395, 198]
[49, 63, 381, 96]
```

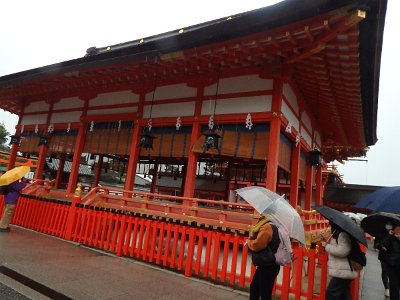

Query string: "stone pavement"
[360, 241, 387, 300]
[0, 226, 248, 300]
[0, 226, 386, 300]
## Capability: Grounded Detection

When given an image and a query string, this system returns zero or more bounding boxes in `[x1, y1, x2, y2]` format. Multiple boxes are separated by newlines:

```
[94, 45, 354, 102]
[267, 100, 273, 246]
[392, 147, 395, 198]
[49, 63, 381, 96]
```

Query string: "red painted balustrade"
[0, 194, 363, 299]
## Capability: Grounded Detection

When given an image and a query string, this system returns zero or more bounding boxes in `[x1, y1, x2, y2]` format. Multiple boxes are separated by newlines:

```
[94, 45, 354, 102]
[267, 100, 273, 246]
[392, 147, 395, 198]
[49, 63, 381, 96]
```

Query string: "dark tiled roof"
[45, 158, 93, 176]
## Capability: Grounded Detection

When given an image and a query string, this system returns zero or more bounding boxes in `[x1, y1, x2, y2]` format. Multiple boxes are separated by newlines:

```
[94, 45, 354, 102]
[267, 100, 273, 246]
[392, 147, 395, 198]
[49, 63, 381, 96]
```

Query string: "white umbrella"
[236, 186, 305, 245]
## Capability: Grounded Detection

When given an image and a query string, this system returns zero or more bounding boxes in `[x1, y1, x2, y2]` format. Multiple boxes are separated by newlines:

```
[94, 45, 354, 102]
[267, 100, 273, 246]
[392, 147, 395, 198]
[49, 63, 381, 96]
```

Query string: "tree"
[0, 122, 10, 152]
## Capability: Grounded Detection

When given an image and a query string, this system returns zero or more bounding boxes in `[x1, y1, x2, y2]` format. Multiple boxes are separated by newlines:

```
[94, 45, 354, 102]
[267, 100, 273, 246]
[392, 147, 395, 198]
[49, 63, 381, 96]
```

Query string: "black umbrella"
[361, 213, 400, 239]
[313, 205, 368, 246]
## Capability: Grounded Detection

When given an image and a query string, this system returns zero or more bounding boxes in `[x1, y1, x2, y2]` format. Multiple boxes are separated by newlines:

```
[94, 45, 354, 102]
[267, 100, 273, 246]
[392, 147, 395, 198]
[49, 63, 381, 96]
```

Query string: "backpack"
[347, 237, 366, 271]
[274, 225, 293, 266]
[251, 223, 292, 267]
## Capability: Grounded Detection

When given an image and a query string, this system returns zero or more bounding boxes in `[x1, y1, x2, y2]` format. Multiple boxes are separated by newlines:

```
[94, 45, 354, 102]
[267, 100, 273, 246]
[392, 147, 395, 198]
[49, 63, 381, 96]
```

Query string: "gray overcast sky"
[0, 0, 399, 187]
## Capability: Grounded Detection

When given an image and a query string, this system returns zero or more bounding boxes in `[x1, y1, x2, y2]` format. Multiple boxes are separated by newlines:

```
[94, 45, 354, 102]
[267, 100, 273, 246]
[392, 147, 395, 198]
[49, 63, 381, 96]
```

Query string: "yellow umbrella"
[0, 166, 30, 186]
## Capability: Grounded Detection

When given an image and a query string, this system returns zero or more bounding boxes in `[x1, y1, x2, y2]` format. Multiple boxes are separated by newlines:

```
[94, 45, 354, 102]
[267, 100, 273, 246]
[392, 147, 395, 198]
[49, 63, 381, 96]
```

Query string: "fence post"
[64, 183, 82, 240]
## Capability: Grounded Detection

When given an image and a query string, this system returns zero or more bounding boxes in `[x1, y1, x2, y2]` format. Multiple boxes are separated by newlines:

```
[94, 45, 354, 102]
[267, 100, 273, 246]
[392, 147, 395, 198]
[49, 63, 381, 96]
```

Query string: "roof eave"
[359, 0, 387, 146]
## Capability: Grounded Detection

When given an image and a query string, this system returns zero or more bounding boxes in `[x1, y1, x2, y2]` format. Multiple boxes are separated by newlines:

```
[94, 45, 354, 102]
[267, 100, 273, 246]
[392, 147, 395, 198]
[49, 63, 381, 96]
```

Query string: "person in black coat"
[374, 222, 392, 297]
[381, 225, 400, 300]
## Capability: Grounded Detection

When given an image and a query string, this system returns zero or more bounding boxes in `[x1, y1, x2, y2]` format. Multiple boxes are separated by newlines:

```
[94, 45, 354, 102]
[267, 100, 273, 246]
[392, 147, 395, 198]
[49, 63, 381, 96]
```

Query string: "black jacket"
[381, 234, 400, 267]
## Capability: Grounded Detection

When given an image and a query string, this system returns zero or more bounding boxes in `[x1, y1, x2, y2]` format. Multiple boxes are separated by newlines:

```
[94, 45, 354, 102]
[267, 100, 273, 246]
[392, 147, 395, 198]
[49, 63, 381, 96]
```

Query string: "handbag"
[252, 246, 276, 267]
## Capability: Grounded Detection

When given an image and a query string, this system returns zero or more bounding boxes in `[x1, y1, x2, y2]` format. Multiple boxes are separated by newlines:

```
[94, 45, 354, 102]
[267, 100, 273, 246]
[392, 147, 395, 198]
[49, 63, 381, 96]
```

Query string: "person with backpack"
[0, 178, 28, 232]
[380, 224, 400, 300]
[246, 215, 280, 300]
[322, 221, 358, 300]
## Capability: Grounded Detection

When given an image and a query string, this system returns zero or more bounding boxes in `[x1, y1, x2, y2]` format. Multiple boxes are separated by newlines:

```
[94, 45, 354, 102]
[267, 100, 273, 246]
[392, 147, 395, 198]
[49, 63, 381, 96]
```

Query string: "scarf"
[251, 216, 270, 235]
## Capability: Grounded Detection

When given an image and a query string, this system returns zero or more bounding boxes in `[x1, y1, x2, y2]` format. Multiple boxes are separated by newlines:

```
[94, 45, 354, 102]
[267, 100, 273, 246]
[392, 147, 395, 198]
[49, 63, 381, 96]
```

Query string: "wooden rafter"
[284, 9, 366, 64]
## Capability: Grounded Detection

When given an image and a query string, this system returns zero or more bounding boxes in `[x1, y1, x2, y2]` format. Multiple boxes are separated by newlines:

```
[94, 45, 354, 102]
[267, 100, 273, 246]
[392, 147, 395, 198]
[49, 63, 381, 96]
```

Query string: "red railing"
[0, 151, 38, 169]
[63, 202, 333, 298]
[81, 185, 257, 232]
[0, 193, 362, 299]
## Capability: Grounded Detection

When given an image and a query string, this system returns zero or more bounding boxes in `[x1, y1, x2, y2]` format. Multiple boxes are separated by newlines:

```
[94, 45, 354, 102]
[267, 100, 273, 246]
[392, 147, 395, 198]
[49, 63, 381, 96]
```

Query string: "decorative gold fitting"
[189, 206, 199, 211]
[74, 183, 83, 197]
[219, 221, 224, 224]
[187, 216, 197, 222]
[304, 219, 318, 225]
[356, 9, 366, 19]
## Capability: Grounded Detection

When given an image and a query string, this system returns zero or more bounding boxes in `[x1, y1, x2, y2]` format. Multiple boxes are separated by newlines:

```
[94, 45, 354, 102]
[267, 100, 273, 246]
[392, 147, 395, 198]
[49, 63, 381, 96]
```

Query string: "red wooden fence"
[0, 194, 361, 299]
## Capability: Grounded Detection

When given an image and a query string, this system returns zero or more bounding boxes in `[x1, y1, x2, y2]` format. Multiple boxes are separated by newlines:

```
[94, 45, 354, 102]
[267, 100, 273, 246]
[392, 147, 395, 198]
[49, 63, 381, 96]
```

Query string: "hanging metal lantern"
[9, 135, 20, 145]
[203, 129, 221, 151]
[38, 136, 49, 146]
[139, 132, 156, 150]
[308, 149, 323, 166]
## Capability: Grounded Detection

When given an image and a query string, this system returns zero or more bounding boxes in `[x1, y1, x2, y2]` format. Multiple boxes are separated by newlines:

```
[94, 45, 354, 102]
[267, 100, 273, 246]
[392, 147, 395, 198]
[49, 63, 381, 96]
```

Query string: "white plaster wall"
[145, 84, 196, 101]
[301, 112, 312, 133]
[89, 91, 139, 107]
[54, 97, 84, 110]
[21, 114, 48, 125]
[283, 83, 299, 114]
[281, 101, 300, 131]
[204, 75, 273, 96]
[87, 107, 137, 115]
[24, 101, 50, 113]
[301, 127, 312, 148]
[201, 95, 272, 115]
[143, 102, 195, 118]
[50, 112, 82, 123]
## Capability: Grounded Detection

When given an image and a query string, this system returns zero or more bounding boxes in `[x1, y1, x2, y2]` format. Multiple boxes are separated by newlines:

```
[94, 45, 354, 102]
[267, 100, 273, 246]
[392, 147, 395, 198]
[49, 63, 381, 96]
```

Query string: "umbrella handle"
[321, 230, 336, 243]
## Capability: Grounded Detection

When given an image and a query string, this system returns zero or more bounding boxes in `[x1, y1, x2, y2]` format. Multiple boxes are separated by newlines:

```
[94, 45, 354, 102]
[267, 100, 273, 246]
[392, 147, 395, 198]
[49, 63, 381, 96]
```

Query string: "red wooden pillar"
[8, 142, 19, 171]
[93, 154, 103, 187]
[289, 144, 300, 207]
[315, 165, 323, 205]
[124, 123, 141, 191]
[183, 123, 200, 199]
[8, 117, 22, 170]
[304, 164, 314, 210]
[124, 88, 147, 193]
[34, 139, 49, 180]
[35, 102, 54, 180]
[64, 191, 82, 240]
[266, 78, 283, 192]
[54, 153, 66, 189]
[66, 124, 87, 194]
[183, 88, 203, 199]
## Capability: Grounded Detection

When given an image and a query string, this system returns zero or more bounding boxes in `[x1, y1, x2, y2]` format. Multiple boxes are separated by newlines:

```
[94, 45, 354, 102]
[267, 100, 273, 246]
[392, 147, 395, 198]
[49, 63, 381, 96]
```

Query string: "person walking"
[0, 178, 28, 232]
[247, 215, 280, 300]
[323, 221, 358, 300]
[381, 225, 400, 300]
[374, 222, 392, 297]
